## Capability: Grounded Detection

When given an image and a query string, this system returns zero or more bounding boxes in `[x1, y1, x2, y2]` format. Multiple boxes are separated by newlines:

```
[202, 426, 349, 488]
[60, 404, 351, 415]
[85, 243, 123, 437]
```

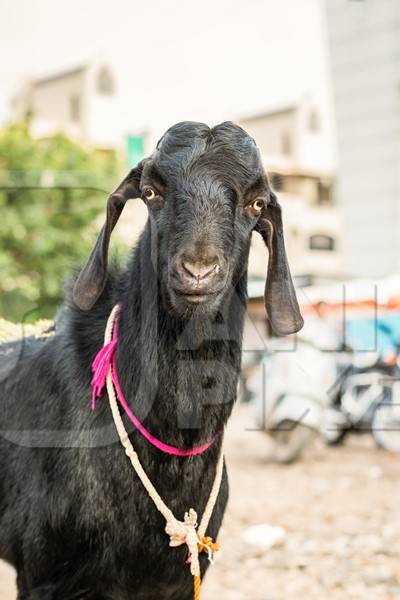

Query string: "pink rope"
[90, 308, 217, 457]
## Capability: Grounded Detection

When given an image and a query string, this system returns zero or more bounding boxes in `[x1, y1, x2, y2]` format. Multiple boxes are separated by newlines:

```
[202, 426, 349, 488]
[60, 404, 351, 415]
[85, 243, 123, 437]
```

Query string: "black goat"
[0, 121, 302, 600]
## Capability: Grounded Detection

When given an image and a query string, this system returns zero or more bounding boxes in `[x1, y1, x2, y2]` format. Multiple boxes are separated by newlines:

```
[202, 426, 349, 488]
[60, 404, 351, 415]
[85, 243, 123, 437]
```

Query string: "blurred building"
[11, 63, 343, 284]
[239, 98, 342, 283]
[325, 0, 400, 278]
[12, 62, 121, 151]
[238, 97, 333, 175]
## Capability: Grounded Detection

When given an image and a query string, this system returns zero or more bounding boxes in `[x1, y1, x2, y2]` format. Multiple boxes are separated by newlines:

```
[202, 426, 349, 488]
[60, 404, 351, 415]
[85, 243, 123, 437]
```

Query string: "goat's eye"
[250, 197, 265, 213]
[143, 186, 157, 201]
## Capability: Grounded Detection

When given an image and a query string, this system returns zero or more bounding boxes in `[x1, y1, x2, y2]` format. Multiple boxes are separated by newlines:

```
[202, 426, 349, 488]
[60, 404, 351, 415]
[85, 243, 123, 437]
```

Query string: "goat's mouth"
[171, 287, 221, 304]
[166, 270, 229, 316]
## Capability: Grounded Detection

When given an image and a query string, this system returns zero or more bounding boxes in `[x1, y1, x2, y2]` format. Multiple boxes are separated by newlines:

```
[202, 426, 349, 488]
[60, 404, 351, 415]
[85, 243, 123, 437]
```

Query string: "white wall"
[239, 109, 298, 168]
[239, 95, 335, 175]
[84, 63, 125, 149]
[325, 0, 400, 278]
[18, 62, 125, 150]
[28, 70, 87, 139]
[296, 94, 335, 173]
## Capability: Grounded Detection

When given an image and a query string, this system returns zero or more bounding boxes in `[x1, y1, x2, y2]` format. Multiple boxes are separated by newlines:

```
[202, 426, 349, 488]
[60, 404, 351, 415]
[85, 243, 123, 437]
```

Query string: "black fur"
[0, 121, 301, 599]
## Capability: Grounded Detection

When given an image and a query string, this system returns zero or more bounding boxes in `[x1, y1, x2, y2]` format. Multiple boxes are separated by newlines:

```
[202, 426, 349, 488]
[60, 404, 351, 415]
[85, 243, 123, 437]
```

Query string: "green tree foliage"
[0, 120, 118, 322]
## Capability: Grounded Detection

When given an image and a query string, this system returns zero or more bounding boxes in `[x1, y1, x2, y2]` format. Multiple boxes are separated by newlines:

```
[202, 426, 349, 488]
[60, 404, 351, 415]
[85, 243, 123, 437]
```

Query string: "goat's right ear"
[73, 165, 143, 310]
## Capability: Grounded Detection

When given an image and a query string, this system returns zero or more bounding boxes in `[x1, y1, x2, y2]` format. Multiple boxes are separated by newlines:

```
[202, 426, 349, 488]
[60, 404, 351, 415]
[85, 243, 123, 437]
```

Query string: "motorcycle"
[325, 322, 400, 452]
[249, 318, 400, 462]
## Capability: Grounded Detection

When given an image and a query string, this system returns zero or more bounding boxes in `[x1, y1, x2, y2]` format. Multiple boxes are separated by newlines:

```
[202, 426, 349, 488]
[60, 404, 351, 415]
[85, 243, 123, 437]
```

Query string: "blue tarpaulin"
[346, 312, 400, 354]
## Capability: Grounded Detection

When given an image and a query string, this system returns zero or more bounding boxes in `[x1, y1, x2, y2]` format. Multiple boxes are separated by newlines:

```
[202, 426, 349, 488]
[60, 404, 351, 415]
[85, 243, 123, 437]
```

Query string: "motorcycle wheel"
[323, 429, 348, 446]
[321, 408, 349, 446]
[372, 403, 400, 453]
[269, 420, 315, 464]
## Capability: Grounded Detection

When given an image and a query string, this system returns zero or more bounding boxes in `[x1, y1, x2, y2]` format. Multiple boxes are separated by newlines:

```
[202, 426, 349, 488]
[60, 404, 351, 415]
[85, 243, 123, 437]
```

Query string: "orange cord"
[193, 537, 219, 599]
[194, 575, 201, 600]
[198, 536, 220, 556]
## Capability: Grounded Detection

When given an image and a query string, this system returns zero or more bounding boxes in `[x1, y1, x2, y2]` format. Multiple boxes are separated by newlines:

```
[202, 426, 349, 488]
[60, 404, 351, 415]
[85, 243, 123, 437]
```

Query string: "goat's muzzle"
[170, 252, 226, 304]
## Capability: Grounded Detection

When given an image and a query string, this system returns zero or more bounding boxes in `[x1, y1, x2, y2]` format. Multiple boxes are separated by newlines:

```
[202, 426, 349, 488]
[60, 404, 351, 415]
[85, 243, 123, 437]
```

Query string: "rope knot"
[198, 536, 220, 564]
[165, 509, 201, 576]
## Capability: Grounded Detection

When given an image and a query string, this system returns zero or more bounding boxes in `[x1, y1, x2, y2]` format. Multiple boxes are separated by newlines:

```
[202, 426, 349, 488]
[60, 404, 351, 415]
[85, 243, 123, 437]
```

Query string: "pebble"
[242, 524, 286, 550]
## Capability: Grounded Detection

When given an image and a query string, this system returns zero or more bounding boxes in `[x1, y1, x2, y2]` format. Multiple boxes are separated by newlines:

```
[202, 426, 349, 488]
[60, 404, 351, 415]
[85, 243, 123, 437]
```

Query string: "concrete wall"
[325, 0, 400, 278]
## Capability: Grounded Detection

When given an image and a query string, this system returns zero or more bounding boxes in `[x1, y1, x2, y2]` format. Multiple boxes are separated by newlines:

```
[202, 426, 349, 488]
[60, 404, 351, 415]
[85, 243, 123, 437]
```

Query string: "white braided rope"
[103, 304, 224, 578]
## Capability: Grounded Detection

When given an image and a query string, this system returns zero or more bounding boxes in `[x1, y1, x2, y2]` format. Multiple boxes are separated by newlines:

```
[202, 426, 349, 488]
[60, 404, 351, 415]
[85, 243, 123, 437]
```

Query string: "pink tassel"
[91, 339, 117, 410]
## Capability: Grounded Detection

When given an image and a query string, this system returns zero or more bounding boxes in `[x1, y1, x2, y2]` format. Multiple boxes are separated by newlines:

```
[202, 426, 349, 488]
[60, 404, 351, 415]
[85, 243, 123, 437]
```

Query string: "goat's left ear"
[73, 165, 143, 310]
[255, 192, 304, 336]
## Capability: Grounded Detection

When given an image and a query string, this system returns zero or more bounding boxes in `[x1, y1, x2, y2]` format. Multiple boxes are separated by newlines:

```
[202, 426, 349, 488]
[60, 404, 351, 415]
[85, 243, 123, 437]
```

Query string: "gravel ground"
[0, 405, 399, 599]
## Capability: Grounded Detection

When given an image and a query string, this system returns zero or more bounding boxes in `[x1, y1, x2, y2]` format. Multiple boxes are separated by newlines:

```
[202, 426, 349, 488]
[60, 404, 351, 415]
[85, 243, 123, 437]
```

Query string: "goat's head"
[73, 121, 303, 336]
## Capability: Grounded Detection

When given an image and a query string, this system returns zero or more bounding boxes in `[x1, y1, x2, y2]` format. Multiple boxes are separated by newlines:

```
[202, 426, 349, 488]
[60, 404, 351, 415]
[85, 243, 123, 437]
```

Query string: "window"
[309, 234, 336, 251]
[97, 66, 115, 95]
[69, 95, 80, 122]
[317, 179, 332, 205]
[281, 131, 292, 156]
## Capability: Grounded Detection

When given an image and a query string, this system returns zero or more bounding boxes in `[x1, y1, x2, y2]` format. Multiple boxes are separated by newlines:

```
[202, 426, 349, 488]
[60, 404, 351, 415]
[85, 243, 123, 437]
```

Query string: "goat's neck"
[115, 233, 247, 448]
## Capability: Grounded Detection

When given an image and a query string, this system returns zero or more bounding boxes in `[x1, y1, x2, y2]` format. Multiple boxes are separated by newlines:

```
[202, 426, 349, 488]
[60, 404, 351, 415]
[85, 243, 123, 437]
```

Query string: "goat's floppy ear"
[255, 192, 304, 336]
[73, 166, 142, 310]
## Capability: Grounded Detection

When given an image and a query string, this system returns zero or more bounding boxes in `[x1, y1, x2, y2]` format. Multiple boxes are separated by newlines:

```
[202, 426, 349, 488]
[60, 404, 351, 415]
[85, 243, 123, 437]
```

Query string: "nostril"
[182, 261, 219, 281]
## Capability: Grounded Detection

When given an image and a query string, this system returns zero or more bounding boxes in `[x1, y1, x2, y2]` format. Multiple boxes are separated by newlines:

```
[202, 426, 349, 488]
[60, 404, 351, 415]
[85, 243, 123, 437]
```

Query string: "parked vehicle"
[249, 317, 400, 462]
[249, 337, 338, 463]
[326, 321, 400, 452]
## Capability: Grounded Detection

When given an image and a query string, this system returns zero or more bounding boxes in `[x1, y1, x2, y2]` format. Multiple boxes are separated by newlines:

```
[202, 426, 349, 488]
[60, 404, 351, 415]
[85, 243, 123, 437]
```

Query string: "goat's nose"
[181, 260, 219, 281]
